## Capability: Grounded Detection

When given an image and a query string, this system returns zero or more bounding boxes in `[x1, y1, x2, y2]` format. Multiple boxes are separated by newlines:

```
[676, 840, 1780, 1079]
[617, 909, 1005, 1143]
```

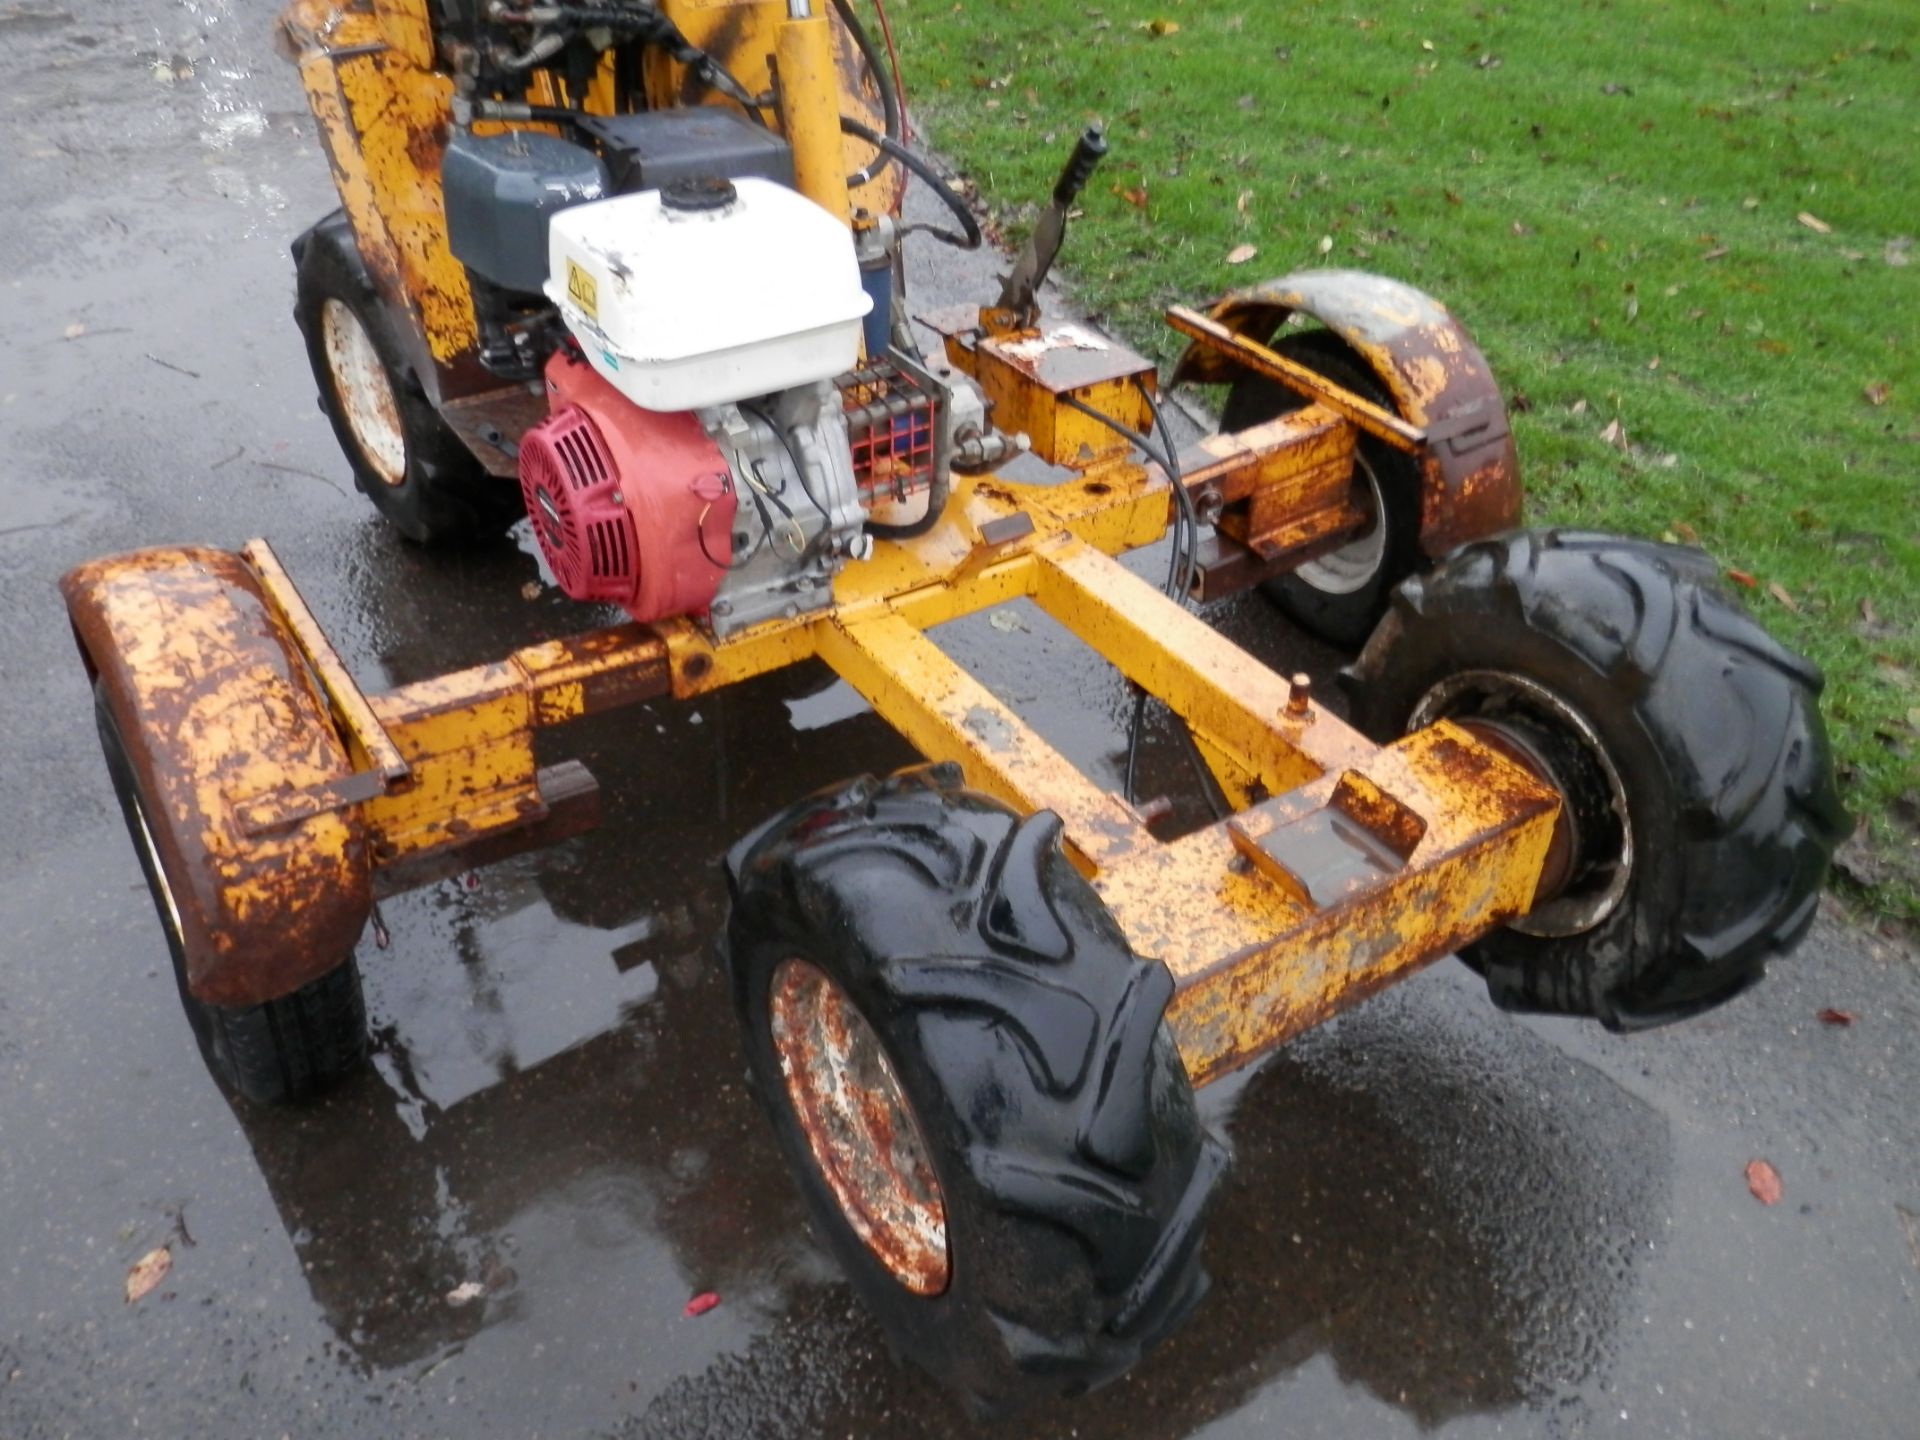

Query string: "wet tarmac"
[2, 4, 1917, 1437]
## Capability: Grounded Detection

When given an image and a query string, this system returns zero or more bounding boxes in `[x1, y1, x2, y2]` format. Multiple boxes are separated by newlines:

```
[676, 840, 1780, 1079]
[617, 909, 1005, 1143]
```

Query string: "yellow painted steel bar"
[775, 10, 855, 225]
[1086, 722, 1558, 1083]
[244, 540, 410, 787]
[814, 611, 1151, 870]
[1030, 539, 1376, 797]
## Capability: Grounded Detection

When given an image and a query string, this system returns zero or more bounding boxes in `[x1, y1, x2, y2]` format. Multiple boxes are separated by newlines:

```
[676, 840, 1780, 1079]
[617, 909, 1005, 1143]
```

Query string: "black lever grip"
[1051, 125, 1109, 207]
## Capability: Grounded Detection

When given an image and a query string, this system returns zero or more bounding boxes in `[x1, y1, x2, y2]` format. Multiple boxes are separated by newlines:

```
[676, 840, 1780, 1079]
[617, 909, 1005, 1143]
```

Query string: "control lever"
[990, 124, 1108, 329]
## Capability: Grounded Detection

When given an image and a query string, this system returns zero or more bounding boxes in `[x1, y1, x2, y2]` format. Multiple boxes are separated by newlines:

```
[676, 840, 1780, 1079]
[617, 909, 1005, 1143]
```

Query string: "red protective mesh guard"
[518, 405, 640, 604]
[840, 359, 938, 507]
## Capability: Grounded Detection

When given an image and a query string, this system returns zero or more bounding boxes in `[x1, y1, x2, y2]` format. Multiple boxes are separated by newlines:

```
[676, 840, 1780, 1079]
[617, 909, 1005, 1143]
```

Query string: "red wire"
[870, 0, 911, 142]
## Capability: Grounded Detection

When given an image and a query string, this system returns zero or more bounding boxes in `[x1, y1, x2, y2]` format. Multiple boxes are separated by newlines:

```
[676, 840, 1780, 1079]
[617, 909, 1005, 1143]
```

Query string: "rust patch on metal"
[62, 547, 373, 1007]
[371, 760, 600, 897]
[1167, 270, 1523, 556]
[770, 958, 950, 1296]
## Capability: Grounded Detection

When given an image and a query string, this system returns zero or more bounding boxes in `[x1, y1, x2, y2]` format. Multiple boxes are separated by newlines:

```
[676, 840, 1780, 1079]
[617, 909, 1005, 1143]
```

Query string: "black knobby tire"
[1220, 329, 1427, 648]
[292, 211, 523, 544]
[1348, 529, 1847, 1029]
[95, 687, 370, 1104]
[725, 765, 1227, 1414]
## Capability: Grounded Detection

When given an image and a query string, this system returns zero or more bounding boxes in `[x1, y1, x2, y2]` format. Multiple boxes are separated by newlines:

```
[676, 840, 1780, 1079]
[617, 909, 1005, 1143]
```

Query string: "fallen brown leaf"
[1113, 184, 1148, 209]
[1673, 521, 1701, 544]
[1860, 596, 1878, 624]
[1702, 246, 1730, 262]
[1745, 1159, 1783, 1206]
[1570, 398, 1589, 417]
[1143, 17, 1180, 36]
[1726, 568, 1758, 588]
[125, 1246, 171, 1304]
[1817, 1008, 1856, 1026]
[1864, 381, 1890, 407]
[1598, 418, 1628, 450]
[1768, 581, 1800, 612]
[1225, 243, 1259, 266]
[1796, 211, 1832, 234]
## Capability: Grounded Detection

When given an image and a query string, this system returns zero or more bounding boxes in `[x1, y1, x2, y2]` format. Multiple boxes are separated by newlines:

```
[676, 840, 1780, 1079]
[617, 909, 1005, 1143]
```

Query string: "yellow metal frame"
[261, 435, 1557, 1085]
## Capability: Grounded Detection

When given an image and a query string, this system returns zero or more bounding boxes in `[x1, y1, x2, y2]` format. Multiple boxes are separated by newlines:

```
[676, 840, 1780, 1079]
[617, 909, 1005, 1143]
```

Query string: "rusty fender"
[63, 548, 372, 1008]
[1171, 269, 1522, 556]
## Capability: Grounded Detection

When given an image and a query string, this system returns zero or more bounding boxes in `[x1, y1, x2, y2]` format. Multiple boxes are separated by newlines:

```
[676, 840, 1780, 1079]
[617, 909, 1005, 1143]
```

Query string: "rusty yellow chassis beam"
[84, 444, 1557, 1084]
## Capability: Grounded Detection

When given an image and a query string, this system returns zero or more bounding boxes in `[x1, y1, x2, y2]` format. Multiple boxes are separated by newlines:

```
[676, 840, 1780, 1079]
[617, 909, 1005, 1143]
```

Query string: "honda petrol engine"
[505, 172, 983, 637]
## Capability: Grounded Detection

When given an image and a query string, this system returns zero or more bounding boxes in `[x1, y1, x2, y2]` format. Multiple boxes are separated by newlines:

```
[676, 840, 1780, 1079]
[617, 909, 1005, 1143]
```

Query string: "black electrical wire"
[1138, 379, 1232, 821]
[1137, 379, 1199, 602]
[864, 458, 948, 540]
[1057, 383, 1226, 818]
[839, 116, 981, 249]
[698, 475, 769, 572]
[738, 401, 831, 527]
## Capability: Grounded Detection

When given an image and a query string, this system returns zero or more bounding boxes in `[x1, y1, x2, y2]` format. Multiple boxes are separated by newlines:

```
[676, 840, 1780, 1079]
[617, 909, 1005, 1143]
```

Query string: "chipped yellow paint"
[285, 0, 477, 363]
[61, 548, 373, 1007]
[371, 0, 433, 69]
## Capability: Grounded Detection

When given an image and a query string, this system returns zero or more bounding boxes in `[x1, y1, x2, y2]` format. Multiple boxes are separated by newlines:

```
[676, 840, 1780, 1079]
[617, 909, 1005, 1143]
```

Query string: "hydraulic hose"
[830, 0, 902, 146]
[839, 116, 981, 249]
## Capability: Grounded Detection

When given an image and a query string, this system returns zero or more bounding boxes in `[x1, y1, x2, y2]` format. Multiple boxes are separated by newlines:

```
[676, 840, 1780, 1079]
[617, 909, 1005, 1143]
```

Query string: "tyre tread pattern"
[1351, 528, 1846, 1027]
[727, 766, 1225, 1411]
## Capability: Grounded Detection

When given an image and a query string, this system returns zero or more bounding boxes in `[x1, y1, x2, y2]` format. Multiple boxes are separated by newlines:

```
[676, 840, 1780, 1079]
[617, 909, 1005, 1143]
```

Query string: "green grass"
[891, 0, 1920, 920]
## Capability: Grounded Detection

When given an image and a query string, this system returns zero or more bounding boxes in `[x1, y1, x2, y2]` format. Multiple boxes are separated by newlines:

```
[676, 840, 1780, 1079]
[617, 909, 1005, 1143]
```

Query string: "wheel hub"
[1293, 449, 1388, 595]
[320, 298, 407, 487]
[769, 958, 950, 1296]
[1411, 670, 1633, 937]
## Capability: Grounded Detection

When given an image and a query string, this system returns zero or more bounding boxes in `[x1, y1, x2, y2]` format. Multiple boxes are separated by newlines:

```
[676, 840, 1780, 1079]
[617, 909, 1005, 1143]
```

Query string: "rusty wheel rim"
[320, 298, 407, 488]
[769, 958, 951, 1296]
[1294, 449, 1387, 595]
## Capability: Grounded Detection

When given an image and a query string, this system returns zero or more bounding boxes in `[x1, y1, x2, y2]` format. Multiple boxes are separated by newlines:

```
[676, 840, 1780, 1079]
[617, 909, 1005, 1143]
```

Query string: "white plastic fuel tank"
[544, 176, 872, 412]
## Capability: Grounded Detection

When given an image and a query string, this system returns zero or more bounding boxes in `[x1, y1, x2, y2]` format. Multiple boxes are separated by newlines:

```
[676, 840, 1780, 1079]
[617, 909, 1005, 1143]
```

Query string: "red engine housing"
[518, 352, 736, 622]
